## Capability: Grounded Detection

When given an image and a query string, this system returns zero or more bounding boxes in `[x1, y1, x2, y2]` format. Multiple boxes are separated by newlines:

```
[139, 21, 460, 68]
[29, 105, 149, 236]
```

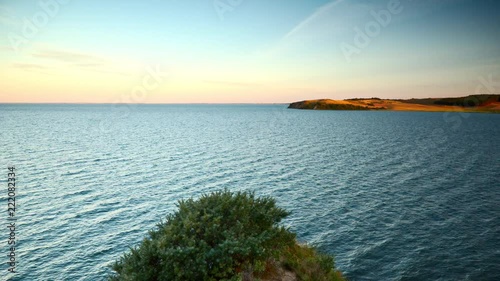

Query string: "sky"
[0, 0, 499, 103]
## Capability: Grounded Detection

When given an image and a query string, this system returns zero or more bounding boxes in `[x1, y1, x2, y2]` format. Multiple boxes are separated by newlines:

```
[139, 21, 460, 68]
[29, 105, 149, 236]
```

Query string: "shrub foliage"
[110, 190, 296, 281]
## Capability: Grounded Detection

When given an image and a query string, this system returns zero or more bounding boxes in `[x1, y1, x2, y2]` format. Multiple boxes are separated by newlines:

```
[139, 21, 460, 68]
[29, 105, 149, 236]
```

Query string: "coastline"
[288, 95, 500, 114]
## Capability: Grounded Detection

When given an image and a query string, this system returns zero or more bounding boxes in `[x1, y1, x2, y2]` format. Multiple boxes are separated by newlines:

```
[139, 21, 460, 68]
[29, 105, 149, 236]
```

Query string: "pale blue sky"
[1, 0, 499, 103]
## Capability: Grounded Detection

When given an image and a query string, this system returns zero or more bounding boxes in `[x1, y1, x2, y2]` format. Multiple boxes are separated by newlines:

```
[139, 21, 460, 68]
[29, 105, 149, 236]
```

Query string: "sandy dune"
[289, 96, 500, 113]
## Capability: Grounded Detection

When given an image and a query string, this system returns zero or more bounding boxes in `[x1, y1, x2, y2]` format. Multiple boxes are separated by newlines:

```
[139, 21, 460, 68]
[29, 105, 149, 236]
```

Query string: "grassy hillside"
[289, 95, 500, 113]
[400, 94, 500, 107]
[289, 99, 372, 110]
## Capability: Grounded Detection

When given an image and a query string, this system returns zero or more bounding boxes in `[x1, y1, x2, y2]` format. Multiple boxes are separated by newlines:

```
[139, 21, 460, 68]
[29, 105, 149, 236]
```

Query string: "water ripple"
[0, 105, 499, 280]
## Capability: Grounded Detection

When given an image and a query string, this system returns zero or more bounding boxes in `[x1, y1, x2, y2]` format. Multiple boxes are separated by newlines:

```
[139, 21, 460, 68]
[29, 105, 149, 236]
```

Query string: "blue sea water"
[0, 104, 499, 281]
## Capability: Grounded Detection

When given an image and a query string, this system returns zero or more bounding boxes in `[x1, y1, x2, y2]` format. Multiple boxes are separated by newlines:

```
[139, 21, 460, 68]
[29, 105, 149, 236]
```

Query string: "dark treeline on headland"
[400, 95, 500, 107]
[288, 94, 500, 113]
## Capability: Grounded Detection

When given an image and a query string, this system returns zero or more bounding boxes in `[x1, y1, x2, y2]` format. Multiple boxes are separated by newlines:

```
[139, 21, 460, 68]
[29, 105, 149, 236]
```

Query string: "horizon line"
[0, 102, 291, 105]
[1, 94, 497, 105]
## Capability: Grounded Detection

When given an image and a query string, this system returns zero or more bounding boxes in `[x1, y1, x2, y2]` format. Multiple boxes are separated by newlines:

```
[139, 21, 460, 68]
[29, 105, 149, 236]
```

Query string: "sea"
[0, 104, 499, 281]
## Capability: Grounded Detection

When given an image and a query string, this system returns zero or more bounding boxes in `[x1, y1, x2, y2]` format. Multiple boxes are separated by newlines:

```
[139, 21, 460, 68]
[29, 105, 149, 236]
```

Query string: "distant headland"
[288, 95, 500, 113]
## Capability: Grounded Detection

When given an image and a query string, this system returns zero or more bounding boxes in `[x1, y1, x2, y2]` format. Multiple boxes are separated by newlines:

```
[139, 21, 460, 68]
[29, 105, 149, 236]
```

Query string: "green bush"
[281, 243, 344, 281]
[109, 190, 296, 281]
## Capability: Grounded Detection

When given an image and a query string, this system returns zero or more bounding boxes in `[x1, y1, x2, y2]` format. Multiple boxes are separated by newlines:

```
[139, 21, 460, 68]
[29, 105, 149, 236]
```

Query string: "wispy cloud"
[265, 0, 467, 60]
[10, 62, 55, 75]
[32, 49, 107, 64]
[262, 0, 355, 59]
[0, 45, 16, 52]
[203, 80, 261, 87]
[282, 0, 467, 42]
[72, 63, 104, 68]
[283, 0, 346, 40]
[11, 63, 48, 70]
[28, 48, 134, 76]
[0, 6, 20, 27]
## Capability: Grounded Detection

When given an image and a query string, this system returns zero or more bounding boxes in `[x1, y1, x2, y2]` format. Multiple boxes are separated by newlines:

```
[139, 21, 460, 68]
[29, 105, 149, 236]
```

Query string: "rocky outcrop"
[288, 99, 371, 110]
